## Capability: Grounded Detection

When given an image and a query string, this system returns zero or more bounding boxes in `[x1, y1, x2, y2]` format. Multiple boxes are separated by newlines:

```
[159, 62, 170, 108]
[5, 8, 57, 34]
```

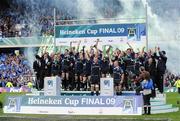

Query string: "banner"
[44, 76, 61, 96]
[55, 23, 146, 49]
[100, 78, 114, 96]
[0, 87, 31, 93]
[4, 95, 143, 115]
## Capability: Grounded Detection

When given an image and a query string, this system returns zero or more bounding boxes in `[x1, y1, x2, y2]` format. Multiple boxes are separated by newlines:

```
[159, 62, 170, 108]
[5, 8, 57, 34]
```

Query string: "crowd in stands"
[0, 1, 76, 38]
[0, 1, 178, 93]
[0, 0, 124, 38]
[0, 53, 32, 87]
[164, 71, 180, 87]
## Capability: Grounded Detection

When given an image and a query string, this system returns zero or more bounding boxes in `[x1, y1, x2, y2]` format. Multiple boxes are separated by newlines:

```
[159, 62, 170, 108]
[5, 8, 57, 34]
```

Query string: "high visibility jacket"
[174, 79, 180, 88]
[6, 82, 13, 87]
[27, 82, 33, 88]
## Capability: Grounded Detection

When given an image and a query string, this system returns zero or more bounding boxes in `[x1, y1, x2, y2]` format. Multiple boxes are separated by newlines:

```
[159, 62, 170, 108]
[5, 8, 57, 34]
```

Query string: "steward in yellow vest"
[174, 79, 180, 94]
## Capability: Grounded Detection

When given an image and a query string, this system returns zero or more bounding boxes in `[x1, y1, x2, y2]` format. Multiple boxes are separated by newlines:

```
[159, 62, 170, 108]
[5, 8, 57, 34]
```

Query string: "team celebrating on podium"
[33, 39, 167, 97]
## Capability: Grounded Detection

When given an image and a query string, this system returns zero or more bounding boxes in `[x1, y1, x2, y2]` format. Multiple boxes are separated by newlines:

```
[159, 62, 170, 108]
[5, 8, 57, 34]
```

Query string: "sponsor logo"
[47, 80, 53, 88]
[127, 28, 137, 41]
[108, 40, 113, 42]
[7, 97, 21, 112]
[122, 98, 134, 114]
[104, 80, 110, 88]
[68, 110, 75, 114]
[39, 111, 49, 113]
[99, 108, 103, 114]
[0, 87, 31, 93]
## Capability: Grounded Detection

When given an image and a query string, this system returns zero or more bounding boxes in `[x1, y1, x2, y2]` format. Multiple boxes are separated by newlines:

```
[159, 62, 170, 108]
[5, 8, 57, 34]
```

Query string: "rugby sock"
[66, 80, 69, 90]
[144, 107, 147, 114]
[80, 82, 83, 91]
[119, 91, 122, 95]
[74, 81, 78, 90]
[116, 92, 119, 95]
[64, 79, 67, 91]
[62, 79, 65, 90]
[96, 91, 99, 96]
[80, 82, 83, 89]
[116, 92, 122, 95]
[82, 82, 86, 90]
[147, 107, 151, 115]
[91, 91, 94, 96]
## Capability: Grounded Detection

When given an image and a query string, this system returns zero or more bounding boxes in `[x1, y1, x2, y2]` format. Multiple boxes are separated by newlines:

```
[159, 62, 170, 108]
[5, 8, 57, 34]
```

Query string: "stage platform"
[3, 90, 179, 115]
[30, 90, 179, 114]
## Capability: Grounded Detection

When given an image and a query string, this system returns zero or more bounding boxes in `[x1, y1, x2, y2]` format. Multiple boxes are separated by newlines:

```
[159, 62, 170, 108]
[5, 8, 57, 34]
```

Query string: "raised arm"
[94, 39, 100, 57]
[69, 41, 73, 52]
[141, 46, 145, 54]
[76, 40, 81, 53]
[106, 45, 112, 55]
[127, 42, 133, 50]
[108, 52, 113, 66]
[157, 47, 167, 60]
[120, 73, 125, 84]
[95, 39, 99, 48]
[85, 50, 90, 60]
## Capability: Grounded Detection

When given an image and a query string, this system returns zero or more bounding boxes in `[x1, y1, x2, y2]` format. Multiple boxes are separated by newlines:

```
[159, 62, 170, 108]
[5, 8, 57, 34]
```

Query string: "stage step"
[151, 104, 172, 110]
[151, 101, 166, 106]
[151, 107, 179, 114]
[149, 94, 179, 114]
[145, 100, 179, 114]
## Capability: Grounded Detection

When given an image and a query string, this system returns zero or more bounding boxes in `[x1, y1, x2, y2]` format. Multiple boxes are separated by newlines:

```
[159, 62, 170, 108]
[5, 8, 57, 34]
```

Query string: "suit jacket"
[145, 59, 156, 77]
[154, 51, 167, 73]
[33, 60, 41, 74]
[41, 57, 52, 76]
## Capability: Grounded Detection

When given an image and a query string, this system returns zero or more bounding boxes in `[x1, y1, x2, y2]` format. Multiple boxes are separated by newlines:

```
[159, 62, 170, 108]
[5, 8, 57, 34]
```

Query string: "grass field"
[0, 92, 179, 121]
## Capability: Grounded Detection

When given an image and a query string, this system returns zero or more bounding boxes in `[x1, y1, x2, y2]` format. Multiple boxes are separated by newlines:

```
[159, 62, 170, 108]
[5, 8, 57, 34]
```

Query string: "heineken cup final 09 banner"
[55, 23, 146, 49]
[4, 96, 143, 115]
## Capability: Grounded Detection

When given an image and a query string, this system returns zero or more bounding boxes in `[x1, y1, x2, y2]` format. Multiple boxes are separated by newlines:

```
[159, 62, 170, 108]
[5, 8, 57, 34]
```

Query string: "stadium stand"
[0, 53, 32, 87]
[0, 0, 179, 93]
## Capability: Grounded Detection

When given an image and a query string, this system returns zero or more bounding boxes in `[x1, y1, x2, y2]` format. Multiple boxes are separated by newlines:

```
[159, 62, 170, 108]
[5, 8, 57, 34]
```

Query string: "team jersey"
[83, 59, 92, 73]
[100, 59, 110, 73]
[91, 63, 101, 76]
[113, 66, 124, 81]
[74, 58, 84, 73]
[61, 56, 70, 71]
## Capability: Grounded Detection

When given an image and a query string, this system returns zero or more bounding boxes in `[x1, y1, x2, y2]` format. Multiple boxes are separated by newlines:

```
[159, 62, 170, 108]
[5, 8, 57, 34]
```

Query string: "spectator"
[174, 77, 180, 94]
[0, 77, 6, 87]
[0, 52, 32, 88]
[6, 81, 13, 87]
[27, 81, 33, 88]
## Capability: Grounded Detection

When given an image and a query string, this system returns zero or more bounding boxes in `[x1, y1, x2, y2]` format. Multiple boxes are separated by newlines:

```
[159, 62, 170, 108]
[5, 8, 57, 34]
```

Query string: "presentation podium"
[44, 76, 61, 96]
[100, 77, 114, 96]
[3, 76, 143, 115]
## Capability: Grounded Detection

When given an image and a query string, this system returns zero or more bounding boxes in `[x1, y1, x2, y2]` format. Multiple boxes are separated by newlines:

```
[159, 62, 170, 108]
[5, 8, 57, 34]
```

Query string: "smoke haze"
[13, 0, 180, 74]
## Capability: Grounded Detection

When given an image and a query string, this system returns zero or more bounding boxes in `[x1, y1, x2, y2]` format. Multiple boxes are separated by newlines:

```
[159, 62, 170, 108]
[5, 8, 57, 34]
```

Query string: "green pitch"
[0, 92, 179, 121]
